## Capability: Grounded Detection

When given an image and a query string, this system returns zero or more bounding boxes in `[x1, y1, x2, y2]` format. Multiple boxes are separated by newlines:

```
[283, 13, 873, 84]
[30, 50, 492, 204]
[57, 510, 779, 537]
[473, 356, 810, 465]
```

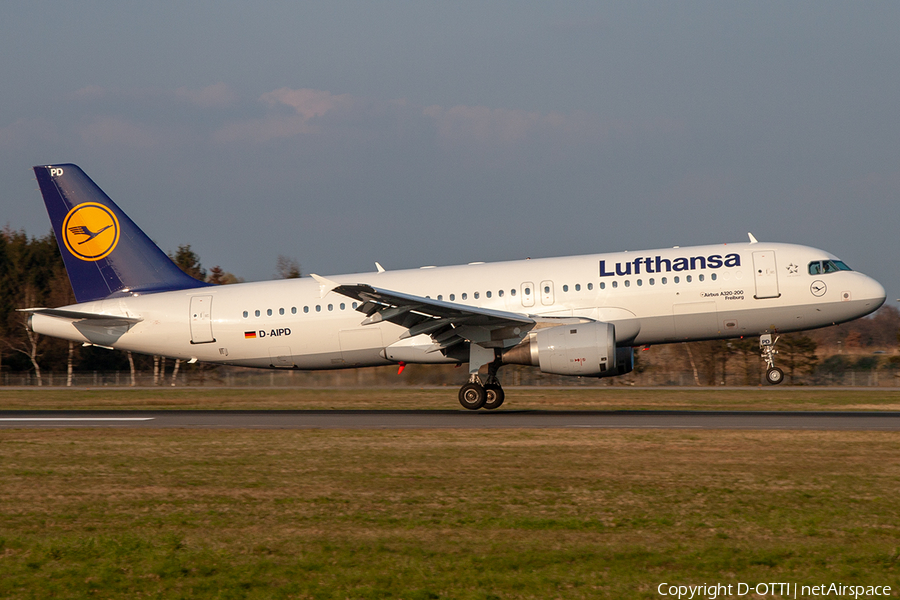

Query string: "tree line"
[0, 226, 301, 382]
[1, 226, 896, 385]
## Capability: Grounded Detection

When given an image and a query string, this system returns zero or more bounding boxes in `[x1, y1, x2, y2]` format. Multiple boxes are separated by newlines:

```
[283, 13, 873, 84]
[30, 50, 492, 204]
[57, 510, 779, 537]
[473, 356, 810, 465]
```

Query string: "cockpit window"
[808, 260, 852, 275]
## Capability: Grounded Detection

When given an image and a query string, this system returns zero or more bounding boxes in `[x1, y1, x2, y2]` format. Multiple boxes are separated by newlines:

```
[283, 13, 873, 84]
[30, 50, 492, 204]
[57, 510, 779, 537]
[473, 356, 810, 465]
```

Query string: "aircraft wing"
[328, 282, 535, 351]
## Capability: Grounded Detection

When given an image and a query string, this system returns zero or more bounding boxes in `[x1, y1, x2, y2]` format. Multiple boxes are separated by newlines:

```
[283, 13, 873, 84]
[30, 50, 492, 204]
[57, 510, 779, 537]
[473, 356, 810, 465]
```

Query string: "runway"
[2, 410, 900, 430]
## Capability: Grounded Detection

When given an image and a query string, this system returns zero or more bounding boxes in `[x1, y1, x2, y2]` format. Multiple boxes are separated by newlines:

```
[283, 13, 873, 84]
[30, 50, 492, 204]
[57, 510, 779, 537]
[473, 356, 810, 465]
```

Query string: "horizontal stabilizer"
[19, 307, 142, 325]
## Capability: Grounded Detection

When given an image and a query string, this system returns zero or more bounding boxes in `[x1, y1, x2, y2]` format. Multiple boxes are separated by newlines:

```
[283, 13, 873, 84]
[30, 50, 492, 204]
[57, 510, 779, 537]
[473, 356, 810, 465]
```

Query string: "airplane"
[24, 164, 886, 409]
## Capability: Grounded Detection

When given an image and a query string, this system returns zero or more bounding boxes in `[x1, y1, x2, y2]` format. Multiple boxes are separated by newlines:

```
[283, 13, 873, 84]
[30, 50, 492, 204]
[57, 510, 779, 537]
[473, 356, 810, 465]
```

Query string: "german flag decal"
[244, 331, 257, 339]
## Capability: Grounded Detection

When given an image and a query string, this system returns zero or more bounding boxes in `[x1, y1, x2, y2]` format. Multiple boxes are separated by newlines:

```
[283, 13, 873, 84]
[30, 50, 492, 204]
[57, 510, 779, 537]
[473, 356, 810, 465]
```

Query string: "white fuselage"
[30, 242, 886, 370]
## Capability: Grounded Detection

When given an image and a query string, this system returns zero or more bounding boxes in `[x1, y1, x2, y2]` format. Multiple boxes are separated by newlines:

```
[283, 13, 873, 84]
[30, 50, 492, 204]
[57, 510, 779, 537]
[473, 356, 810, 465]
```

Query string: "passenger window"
[437, 295, 443, 301]
[649, 278, 655, 285]
[686, 275, 692, 283]
[661, 277, 667, 284]
[291, 307, 297, 314]
[511, 289, 517, 296]
[587, 283, 593, 290]
[462, 293, 467, 300]
[279, 308, 285, 315]
[243, 311, 248, 318]
[267, 309, 273, 316]
[486, 291, 492, 298]
[674, 276, 680, 284]
[575, 284, 581, 291]
[624, 280, 631, 287]
[352, 302, 358, 309]
[304, 306, 309, 313]
[563, 285, 569, 292]
[524, 288, 530, 296]
[711, 273, 717, 281]
[612, 281, 618, 289]
[699, 274, 704, 282]
[340, 303, 345, 310]
[498, 290, 504, 297]
[328, 304, 333, 311]
[600, 282, 605, 290]
[637, 279, 642, 286]
[450, 294, 455, 301]
[255, 310, 260, 317]
[474, 292, 479, 299]
[316, 305, 321, 312]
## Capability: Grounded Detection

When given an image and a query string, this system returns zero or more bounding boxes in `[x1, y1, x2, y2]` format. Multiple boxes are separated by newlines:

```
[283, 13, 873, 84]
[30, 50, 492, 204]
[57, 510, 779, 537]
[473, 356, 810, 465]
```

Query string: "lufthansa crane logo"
[62, 203, 120, 261]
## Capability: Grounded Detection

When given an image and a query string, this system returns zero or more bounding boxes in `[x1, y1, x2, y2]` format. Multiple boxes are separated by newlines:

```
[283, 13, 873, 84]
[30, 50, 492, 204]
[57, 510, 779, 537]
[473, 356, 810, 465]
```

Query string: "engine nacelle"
[502, 321, 620, 377]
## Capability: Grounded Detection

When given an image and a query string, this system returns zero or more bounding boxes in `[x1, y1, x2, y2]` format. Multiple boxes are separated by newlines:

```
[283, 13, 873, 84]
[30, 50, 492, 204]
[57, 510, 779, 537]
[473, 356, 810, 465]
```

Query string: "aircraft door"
[540, 281, 555, 305]
[521, 282, 535, 307]
[189, 295, 215, 344]
[752, 251, 780, 299]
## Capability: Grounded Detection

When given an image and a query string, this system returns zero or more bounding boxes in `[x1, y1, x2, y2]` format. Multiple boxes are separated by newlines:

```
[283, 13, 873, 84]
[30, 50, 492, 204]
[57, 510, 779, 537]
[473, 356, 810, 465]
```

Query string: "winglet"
[310, 273, 339, 298]
[748, 232, 759, 244]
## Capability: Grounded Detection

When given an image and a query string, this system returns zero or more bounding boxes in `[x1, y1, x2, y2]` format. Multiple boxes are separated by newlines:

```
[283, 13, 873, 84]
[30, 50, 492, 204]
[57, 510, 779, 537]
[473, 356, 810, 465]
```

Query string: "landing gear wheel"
[765, 367, 784, 385]
[482, 384, 505, 410]
[459, 383, 486, 410]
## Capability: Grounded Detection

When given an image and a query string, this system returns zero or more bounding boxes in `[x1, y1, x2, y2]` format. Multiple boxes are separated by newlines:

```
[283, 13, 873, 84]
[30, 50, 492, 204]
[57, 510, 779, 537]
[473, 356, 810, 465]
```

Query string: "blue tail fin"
[34, 164, 210, 303]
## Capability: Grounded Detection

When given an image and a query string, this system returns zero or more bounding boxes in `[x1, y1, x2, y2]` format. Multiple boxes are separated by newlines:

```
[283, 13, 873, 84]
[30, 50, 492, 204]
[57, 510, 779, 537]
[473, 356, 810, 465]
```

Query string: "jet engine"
[502, 321, 630, 377]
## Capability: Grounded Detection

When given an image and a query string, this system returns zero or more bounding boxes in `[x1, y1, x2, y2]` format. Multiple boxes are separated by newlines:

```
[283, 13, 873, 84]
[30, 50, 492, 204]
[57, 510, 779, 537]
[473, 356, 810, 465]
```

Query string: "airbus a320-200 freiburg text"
[24, 165, 886, 408]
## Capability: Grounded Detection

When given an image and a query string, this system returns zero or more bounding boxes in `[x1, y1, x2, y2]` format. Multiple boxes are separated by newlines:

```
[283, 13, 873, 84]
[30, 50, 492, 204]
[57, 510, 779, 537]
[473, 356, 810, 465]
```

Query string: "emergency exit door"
[189, 295, 215, 343]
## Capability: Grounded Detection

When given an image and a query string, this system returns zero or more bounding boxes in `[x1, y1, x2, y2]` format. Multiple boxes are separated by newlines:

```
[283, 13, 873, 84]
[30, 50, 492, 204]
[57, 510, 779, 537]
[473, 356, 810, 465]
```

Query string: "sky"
[2, 2, 898, 304]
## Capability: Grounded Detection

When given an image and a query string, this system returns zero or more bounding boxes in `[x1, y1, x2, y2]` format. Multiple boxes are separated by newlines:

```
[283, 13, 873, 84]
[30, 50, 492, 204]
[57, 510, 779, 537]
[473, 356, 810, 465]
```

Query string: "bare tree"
[4, 285, 44, 385]
[683, 343, 701, 385]
[127, 351, 136, 386]
[276, 255, 302, 279]
[67, 341, 75, 386]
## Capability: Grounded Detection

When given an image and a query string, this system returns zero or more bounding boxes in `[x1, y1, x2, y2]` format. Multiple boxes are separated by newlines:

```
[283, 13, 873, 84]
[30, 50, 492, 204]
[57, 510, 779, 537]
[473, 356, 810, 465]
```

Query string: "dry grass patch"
[2, 428, 900, 598]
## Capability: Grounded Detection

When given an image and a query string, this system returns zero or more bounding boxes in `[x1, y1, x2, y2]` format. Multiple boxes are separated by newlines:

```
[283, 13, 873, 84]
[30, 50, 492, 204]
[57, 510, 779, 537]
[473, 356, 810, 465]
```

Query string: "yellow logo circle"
[62, 203, 120, 261]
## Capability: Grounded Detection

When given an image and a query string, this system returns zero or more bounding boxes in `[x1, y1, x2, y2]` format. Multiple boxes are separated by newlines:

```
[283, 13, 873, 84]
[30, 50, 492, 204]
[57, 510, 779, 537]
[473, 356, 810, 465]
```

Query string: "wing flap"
[325, 282, 535, 351]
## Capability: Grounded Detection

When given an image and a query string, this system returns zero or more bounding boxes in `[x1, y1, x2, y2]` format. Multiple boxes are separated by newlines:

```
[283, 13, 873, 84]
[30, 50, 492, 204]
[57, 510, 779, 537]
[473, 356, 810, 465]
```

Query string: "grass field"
[1, 389, 899, 598]
[2, 386, 900, 412]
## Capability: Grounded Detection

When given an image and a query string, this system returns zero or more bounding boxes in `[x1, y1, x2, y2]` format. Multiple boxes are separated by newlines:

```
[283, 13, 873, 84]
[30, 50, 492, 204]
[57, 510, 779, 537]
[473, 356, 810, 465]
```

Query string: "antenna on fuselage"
[748, 233, 759, 244]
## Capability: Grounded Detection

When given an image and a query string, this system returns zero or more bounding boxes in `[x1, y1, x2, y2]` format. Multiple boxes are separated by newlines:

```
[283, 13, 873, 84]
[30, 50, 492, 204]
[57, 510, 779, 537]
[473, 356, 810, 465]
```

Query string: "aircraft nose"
[861, 275, 886, 309]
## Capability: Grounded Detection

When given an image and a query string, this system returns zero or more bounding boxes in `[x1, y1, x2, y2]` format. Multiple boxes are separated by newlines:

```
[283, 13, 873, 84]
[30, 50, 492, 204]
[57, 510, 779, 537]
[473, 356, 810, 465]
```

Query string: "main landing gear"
[760, 333, 784, 385]
[458, 357, 505, 410]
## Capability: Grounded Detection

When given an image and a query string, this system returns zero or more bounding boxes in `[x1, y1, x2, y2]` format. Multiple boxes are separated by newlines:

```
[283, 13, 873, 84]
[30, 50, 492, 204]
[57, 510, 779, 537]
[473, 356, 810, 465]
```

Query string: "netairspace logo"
[657, 582, 892, 599]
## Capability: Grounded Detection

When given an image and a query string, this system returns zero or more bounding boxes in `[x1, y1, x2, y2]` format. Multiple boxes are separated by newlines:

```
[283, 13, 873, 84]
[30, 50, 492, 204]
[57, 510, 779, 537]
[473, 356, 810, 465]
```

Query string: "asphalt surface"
[2, 410, 900, 430]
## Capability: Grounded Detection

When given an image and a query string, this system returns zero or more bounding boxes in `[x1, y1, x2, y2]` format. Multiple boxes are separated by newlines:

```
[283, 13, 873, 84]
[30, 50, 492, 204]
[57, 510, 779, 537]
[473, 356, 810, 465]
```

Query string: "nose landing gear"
[760, 334, 784, 385]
